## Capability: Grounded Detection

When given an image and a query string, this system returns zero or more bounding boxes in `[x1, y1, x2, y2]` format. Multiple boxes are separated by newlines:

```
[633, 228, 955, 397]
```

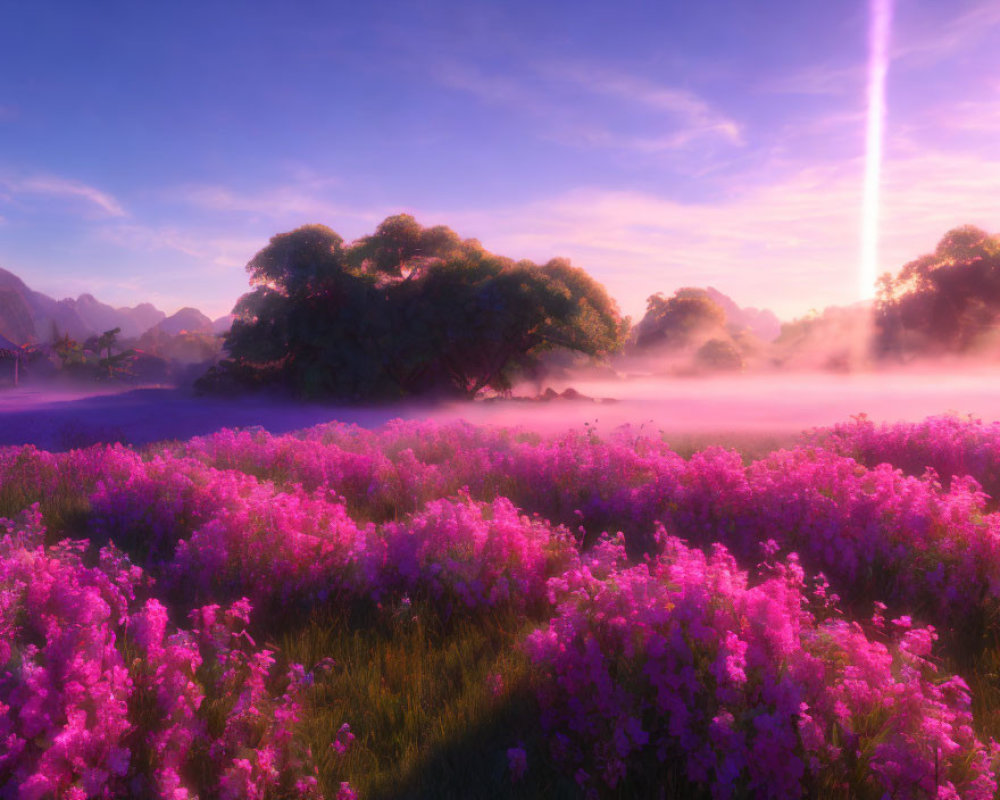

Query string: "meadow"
[4, 411, 1000, 798]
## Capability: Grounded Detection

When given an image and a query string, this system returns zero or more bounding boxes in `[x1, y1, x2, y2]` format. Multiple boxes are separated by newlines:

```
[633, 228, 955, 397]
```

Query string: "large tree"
[874, 225, 1000, 358]
[201, 216, 626, 400]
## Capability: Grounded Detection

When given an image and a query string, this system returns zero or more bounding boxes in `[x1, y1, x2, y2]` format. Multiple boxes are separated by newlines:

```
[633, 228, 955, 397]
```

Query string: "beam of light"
[860, 0, 894, 300]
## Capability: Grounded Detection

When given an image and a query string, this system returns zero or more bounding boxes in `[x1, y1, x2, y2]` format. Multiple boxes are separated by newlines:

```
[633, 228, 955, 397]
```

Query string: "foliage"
[202, 217, 627, 400]
[94, 327, 136, 379]
[53, 330, 85, 369]
[631, 288, 727, 351]
[694, 338, 743, 372]
[874, 225, 1000, 358]
[529, 535, 995, 798]
[137, 327, 222, 365]
[4, 416, 1000, 796]
[0, 508, 326, 799]
[44, 327, 138, 382]
[771, 305, 873, 372]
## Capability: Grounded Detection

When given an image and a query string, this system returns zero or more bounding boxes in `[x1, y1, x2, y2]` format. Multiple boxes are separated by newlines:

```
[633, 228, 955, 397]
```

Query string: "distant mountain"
[705, 287, 782, 342]
[212, 314, 235, 335]
[154, 307, 214, 336]
[0, 267, 90, 343]
[63, 293, 166, 339]
[0, 288, 39, 344]
[0, 265, 213, 346]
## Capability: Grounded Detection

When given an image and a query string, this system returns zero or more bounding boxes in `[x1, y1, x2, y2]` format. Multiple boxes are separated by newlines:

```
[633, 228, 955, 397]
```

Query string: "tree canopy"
[874, 225, 1000, 358]
[201, 216, 627, 400]
[631, 288, 728, 351]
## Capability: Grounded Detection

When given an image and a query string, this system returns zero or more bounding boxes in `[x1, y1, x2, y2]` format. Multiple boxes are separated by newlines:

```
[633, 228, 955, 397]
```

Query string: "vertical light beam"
[861, 0, 894, 299]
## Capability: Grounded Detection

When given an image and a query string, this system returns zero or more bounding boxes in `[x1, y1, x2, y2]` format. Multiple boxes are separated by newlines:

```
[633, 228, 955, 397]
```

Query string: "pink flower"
[336, 781, 357, 800]
[330, 723, 355, 756]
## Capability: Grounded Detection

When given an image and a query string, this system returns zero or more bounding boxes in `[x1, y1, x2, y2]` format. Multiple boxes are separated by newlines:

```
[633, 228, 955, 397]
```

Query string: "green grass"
[278, 598, 580, 799]
[4, 431, 999, 798]
[276, 596, 708, 799]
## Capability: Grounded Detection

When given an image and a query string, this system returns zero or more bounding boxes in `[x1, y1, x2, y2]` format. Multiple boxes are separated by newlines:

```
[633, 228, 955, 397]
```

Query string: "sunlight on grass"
[3, 418, 1000, 797]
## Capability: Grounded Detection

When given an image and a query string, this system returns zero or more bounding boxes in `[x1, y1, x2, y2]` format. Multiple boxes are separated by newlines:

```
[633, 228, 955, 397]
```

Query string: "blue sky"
[1, 0, 998, 321]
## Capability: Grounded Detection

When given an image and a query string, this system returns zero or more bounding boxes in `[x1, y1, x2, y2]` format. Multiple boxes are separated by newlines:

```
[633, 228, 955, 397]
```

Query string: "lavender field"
[4, 408, 1000, 798]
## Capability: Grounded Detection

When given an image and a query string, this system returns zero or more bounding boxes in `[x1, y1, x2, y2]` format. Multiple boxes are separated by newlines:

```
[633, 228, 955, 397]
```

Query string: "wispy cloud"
[906, 94, 1000, 139]
[433, 60, 541, 112]
[96, 174, 385, 273]
[94, 223, 264, 270]
[540, 61, 743, 144]
[432, 57, 742, 155]
[760, 64, 863, 96]
[894, 0, 1000, 64]
[426, 147, 1000, 322]
[3, 175, 126, 217]
[173, 183, 365, 224]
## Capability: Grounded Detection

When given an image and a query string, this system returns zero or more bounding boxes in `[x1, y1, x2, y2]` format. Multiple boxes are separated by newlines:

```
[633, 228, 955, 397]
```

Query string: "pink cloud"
[422, 148, 999, 323]
[893, 1, 1000, 64]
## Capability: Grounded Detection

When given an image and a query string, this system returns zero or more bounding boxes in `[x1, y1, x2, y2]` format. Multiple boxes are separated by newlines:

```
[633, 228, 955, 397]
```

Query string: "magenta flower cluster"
[809, 413, 1000, 497]
[0, 506, 326, 799]
[2, 415, 1000, 796]
[526, 533, 997, 798]
[84, 452, 576, 619]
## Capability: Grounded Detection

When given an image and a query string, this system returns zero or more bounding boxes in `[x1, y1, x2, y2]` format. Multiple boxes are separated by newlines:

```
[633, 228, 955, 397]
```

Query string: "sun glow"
[861, 0, 895, 300]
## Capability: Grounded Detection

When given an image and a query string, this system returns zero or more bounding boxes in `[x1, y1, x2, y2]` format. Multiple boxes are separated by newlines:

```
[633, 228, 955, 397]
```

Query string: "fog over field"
[4, 367, 1000, 451]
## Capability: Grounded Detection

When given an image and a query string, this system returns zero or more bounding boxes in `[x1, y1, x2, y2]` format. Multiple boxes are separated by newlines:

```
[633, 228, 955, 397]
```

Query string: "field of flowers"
[3, 414, 1000, 798]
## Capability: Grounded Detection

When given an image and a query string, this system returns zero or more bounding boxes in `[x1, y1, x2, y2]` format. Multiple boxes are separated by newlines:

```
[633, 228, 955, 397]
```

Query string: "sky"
[0, 0, 998, 322]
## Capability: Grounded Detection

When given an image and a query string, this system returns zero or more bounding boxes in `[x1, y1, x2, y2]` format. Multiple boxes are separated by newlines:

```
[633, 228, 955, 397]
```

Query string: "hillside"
[153, 306, 214, 336]
[0, 265, 213, 345]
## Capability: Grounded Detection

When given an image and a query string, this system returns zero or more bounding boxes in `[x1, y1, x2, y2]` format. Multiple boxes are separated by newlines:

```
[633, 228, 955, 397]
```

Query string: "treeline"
[874, 225, 1000, 358]
[20, 325, 222, 386]
[625, 224, 1000, 374]
[200, 218, 1000, 400]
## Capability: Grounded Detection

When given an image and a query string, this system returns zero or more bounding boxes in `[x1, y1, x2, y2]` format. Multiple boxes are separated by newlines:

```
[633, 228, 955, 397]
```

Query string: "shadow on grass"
[365, 685, 578, 800]
[281, 599, 712, 800]
[369, 680, 713, 799]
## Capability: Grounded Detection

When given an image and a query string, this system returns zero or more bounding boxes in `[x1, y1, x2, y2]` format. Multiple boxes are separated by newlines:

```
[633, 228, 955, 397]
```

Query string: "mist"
[463, 366, 1000, 433]
[4, 364, 1000, 452]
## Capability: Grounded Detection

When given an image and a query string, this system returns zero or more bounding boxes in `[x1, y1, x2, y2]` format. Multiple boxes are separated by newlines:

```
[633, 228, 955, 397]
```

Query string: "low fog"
[4, 365, 1000, 452]
[3, 226, 999, 450]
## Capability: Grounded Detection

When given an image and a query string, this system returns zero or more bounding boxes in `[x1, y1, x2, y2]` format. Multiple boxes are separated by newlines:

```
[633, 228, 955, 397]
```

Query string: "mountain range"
[0, 267, 231, 345]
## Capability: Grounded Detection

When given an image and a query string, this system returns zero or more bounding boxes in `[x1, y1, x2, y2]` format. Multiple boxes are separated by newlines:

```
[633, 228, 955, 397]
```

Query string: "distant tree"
[874, 225, 1000, 358]
[97, 327, 120, 361]
[53, 331, 84, 369]
[137, 327, 222, 364]
[694, 338, 743, 372]
[631, 288, 727, 350]
[773, 305, 872, 372]
[202, 216, 627, 400]
[95, 327, 135, 379]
